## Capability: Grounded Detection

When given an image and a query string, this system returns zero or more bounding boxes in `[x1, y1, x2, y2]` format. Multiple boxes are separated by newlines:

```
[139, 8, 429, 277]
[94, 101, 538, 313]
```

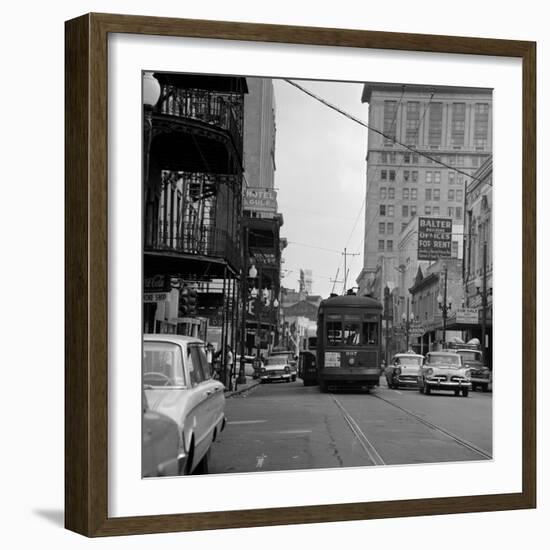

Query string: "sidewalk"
[224, 377, 261, 398]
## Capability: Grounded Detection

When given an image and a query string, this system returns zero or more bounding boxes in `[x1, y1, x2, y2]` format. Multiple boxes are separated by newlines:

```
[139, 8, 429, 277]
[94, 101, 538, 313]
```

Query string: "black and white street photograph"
[141, 72, 493, 478]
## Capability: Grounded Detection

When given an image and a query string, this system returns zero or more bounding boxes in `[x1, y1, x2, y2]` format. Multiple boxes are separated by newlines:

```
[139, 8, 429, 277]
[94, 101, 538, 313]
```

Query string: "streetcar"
[316, 294, 383, 392]
[298, 327, 318, 386]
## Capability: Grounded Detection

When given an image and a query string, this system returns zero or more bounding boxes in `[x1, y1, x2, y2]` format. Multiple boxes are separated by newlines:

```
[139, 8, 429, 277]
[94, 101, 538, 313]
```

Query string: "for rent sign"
[418, 217, 453, 260]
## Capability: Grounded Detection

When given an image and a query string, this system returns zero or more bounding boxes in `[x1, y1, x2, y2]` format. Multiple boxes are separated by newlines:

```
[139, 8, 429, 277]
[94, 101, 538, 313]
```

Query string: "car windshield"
[143, 341, 185, 387]
[427, 354, 461, 366]
[266, 356, 288, 365]
[458, 351, 482, 362]
[396, 356, 422, 366]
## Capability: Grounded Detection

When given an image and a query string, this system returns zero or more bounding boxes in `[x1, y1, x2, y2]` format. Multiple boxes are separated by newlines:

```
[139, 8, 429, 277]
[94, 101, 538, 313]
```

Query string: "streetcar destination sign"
[418, 217, 453, 260]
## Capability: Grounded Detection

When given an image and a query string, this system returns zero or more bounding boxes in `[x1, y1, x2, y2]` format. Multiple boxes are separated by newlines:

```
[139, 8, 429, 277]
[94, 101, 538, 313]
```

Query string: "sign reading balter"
[418, 217, 453, 260]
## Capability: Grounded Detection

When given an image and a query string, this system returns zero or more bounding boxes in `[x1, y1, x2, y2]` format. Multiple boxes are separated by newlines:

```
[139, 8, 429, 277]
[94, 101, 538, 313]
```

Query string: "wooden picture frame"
[65, 12, 536, 537]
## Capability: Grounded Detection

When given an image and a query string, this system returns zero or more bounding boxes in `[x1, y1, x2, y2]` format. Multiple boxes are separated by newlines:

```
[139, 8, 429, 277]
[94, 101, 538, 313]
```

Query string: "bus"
[298, 326, 318, 386]
[316, 294, 383, 392]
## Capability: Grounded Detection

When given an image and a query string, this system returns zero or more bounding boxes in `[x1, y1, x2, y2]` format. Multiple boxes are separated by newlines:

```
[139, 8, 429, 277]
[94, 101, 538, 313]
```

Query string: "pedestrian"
[226, 345, 235, 389]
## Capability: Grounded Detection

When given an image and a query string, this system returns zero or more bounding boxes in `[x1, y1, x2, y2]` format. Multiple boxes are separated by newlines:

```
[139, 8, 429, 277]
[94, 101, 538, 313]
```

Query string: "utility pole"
[342, 248, 359, 294]
[481, 241, 487, 356]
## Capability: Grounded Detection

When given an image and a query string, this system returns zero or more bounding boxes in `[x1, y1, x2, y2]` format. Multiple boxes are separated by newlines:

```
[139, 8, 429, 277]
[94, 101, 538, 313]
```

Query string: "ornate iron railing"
[158, 86, 244, 158]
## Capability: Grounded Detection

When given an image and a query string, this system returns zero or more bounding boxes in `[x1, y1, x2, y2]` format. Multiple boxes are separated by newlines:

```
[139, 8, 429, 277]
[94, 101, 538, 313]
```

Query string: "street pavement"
[210, 377, 492, 474]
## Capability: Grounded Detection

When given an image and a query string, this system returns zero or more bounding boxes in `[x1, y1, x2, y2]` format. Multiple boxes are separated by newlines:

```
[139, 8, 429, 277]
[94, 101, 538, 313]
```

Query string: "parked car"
[385, 352, 424, 389]
[453, 348, 491, 392]
[259, 355, 293, 383]
[142, 390, 185, 477]
[143, 334, 226, 475]
[418, 351, 472, 397]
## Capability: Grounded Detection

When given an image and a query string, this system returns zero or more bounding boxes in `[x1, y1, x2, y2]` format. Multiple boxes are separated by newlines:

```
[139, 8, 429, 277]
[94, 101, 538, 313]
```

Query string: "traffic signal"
[178, 284, 198, 317]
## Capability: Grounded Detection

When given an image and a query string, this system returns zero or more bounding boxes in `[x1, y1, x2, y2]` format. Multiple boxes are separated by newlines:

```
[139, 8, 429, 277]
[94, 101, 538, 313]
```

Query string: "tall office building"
[356, 83, 492, 299]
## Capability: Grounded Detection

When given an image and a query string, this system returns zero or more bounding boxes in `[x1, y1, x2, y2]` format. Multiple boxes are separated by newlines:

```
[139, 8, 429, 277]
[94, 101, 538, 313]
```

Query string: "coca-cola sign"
[144, 274, 170, 293]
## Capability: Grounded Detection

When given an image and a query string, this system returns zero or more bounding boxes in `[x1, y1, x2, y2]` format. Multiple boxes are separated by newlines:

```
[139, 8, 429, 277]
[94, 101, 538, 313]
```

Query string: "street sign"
[418, 217, 453, 260]
[456, 308, 479, 324]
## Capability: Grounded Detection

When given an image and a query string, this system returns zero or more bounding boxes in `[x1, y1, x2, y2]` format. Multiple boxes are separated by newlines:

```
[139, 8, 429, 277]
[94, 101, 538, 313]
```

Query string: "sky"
[272, 79, 368, 298]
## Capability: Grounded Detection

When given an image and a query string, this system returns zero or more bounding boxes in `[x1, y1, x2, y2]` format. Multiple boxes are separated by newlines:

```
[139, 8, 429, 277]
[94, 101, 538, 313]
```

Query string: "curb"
[224, 379, 261, 398]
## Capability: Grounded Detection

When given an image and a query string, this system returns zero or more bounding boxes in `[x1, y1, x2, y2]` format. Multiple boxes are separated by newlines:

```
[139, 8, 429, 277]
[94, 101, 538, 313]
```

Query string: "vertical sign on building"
[418, 217, 453, 260]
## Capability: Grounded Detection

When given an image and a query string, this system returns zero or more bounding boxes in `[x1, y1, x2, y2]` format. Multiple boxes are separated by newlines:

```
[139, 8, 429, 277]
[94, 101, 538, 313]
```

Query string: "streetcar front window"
[362, 322, 378, 345]
[326, 314, 342, 345]
[343, 315, 361, 345]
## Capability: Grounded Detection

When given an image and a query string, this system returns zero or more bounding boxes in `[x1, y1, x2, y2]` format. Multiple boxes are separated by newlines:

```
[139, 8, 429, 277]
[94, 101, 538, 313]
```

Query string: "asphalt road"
[209, 377, 492, 474]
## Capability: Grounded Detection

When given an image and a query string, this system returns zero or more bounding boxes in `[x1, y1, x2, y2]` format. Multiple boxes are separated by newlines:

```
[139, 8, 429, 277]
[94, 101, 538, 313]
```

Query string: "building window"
[412, 154, 419, 164]
[425, 206, 432, 215]
[456, 189, 463, 202]
[388, 187, 395, 199]
[449, 172, 455, 185]
[389, 152, 396, 164]
[474, 103, 489, 149]
[429, 103, 443, 145]
[433, 206, 440, 215]
[448, 189, 455, 200]
[403, 188, 409, 200]
[448, 207, 454, 217]
[388, 205, 395, 217]
[455, 206, 463, 219]
[411, 188, 418, 200]
[381, 170, 387, 180]
[404, 170, 410, 182]
[402, 205, 409, 217]
[412, 171, 418, 182]
[379, 222, 385, 234]
[389, 170, 396, 181]
[457, 174, 464, 185]
[380, 187, 387, 199]
[433, 189, 440, 201]
[406, 102, 420, 144]
[381, 152, 387, 163]
[451, 103, 466, 146]
[426, 171, 433, 183]
[383, 100, 398, 144]
[425, 188, 432, 201]
[387, 222, 394, 234]
[378, 240, 385, 251]
[387, 240, 394, 251]
[411, 205, 417, 216]
[380, 205, 386, 216]
[448, 155, 455, 165]
[404, 153, 411, 164]
[434, 171, 441, 184]
[456, 155, 464, 166]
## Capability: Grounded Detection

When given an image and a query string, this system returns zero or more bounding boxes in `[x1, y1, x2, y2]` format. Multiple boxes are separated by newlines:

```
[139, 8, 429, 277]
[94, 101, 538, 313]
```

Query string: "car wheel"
[419, 381, 424, 393]
[424, 382, 431, 395]
[286, 378, 291, 383]
[482, 384, 490, 392]
[319, 381, 328, 393]
[462, 389, 469, 397]
[195, 448, 210, 475]
[454, 389, 460, 396]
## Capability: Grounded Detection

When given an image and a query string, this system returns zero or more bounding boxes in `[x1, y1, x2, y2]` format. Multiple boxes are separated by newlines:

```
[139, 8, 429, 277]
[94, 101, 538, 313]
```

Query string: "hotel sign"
[418, 217, 453, 260]
[456, 308, 479, 324]
[243, 188, 277, 212]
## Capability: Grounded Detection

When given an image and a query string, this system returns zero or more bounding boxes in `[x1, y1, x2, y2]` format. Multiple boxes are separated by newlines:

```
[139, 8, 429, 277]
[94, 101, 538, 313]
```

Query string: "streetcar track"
[329, 391, 491, 465]
[372, 392, 492, 460]
[329, 395, 386, 466]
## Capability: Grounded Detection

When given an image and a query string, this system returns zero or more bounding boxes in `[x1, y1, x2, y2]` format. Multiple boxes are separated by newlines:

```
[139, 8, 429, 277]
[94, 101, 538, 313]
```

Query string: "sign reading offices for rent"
[417, 217, 453, 260]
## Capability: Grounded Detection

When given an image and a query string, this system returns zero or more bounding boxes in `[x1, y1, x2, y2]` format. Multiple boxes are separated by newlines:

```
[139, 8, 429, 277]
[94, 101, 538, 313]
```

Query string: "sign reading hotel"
[418, 217, 453, 260]
[243, 188, 277, 212]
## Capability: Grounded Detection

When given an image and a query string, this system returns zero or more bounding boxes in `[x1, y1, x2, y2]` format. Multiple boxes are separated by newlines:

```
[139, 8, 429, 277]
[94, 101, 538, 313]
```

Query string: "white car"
[259, 355, 293, 383]
[143, 334, 226, 475]
[418, 351, 472, 397]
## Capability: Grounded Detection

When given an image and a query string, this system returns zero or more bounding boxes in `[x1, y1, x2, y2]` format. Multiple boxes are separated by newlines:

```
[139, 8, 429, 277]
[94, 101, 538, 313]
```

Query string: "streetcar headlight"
[348, 357, 355, 366]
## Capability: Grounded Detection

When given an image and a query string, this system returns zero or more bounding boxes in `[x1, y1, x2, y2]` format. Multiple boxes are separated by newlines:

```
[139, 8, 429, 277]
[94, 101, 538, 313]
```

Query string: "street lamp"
[437, 264, 453, 346]
[142, 72, 161, 187]
[401, 297, 415, 350]
[475, 241, 491, 358]
[237, 263, 260, 385]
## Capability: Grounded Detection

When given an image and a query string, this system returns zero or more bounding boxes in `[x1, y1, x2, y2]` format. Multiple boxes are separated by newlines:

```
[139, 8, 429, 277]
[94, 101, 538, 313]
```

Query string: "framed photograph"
[65, 13, 536, 537]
